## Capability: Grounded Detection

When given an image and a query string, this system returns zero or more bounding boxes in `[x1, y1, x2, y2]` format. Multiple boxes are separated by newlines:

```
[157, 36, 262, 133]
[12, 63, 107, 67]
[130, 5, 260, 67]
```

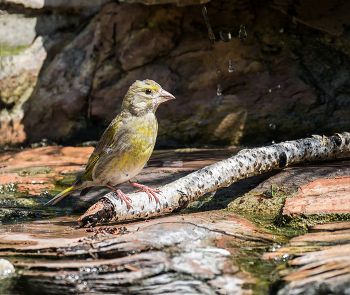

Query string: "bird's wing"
[81, 115, 124, 181]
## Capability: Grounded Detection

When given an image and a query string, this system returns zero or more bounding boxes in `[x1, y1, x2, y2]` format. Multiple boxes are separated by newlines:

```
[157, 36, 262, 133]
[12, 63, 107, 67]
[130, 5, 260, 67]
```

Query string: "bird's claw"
[137, 188, 161, 203]
[129, 182, 161, 204]
[107, 183, 133, 208]
[116, 189, 133, 208]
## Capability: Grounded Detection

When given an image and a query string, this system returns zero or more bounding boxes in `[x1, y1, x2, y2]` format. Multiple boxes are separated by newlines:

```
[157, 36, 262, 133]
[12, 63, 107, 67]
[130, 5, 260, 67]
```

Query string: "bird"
[45, 79, 175, 208]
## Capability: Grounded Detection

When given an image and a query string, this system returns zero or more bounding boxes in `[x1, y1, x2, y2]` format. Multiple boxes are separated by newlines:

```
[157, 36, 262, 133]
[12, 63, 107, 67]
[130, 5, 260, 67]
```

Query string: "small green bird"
[45, 79, 175, 208]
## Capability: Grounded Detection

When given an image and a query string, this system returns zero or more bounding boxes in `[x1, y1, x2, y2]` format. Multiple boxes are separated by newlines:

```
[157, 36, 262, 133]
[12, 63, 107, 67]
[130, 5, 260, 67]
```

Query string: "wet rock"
[278, 245, 350, 295]
[264, 221, 350, 260]
[0, 211, 270, 294]
[273, 175, 350, 228]
[0, 146, 94, 212]
[0, 146, 241, 217]
[0, 258, 15, 278]
[264, 221, 350, 295]
[221, 160, 350, 225]
[273, 0, 350, 43]
[283, 176, 350, 215]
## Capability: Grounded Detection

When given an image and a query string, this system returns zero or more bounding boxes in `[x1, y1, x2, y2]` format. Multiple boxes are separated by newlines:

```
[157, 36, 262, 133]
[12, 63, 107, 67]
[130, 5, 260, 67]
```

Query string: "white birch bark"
[78, 132, 350, 226]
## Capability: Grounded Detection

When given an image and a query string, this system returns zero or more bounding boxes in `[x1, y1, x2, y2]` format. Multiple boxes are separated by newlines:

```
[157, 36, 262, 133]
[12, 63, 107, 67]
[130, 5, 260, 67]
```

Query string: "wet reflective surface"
[1, 146, 350, 295]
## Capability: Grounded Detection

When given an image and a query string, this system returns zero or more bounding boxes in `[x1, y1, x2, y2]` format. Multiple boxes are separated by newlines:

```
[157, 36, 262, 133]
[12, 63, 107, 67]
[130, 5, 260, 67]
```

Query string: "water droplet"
[269, 124, 276, 130]
[280, 41, 284, 45]
[217, 70, 221, 74]
[219, 28, 231, 42]
[201, 4, 216, 44]
[272, 140, 275, 144]
[238, 24, 247, 41]
[268, 89, 272, 93]
[217, 84, 222, 96]
[228, 59, 234, 73]
[277, 85, 281, 88]
[279, 28, 284, 33]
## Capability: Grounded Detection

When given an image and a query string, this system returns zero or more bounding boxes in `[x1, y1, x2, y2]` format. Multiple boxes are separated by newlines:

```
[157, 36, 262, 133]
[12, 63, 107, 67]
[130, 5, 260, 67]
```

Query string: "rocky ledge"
[0, 146, 350, 294]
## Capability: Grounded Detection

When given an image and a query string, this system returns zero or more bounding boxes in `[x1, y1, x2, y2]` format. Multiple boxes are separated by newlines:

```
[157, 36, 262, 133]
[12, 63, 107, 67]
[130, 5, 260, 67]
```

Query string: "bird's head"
[121, 80, 175, 116]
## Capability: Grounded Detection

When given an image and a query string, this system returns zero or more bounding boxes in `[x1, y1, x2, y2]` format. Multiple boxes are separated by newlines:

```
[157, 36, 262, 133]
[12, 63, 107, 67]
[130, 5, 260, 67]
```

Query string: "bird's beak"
[158, 89, 175, 103]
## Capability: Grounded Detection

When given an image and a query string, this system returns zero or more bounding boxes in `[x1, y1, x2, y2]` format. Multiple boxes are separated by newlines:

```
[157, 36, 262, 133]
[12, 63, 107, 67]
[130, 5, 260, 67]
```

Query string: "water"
[228, 59, 234, 73]
[219, 29, 231, 43]
[201, 4, 216, 44]
[217, 84, 222, 96]
[268, 85, 282, 93]
[279, 28, 284, 33]
[238, 25, 247, 41]
[269, 124, 276, 130]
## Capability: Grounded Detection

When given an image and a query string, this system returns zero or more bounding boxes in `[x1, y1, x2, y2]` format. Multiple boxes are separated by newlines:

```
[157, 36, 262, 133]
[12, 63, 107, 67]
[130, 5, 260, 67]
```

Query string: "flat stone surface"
[1, 146, 350, 294]
[282, 176, 350, 215]
[0, 146, 241, 209]
[264, 221, 350, 259]
[0, 210, 269, 294]
[263, 221, 350, 295]
[250, 161, 350, 194]
[278, 245, 350, 295]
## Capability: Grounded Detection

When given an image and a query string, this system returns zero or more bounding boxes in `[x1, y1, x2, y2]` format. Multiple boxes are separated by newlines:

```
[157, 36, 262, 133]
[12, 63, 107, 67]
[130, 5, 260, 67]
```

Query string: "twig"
[78, 132, 350, 226]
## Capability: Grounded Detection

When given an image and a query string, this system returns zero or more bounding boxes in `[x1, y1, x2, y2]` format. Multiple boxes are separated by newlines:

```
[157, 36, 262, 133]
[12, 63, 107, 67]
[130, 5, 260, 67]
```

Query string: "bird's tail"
[44, 185, 76, 206]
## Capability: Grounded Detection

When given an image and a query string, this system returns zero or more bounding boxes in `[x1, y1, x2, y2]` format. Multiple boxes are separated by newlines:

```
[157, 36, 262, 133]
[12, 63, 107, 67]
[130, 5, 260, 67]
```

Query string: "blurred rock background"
[0, 0, 350, 148]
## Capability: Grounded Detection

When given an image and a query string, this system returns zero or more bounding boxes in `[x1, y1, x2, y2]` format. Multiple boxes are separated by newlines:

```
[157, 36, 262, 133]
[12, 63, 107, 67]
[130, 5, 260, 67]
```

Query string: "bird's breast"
[97, 114, 158, 185]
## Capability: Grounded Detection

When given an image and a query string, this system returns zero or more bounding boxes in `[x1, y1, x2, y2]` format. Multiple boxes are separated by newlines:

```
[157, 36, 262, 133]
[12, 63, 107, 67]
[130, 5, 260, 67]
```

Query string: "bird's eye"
[145, 89, 152, 95]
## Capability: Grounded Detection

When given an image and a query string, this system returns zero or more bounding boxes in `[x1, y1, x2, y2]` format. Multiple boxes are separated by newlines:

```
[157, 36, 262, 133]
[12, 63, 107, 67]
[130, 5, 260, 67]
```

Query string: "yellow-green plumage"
[45, 79, 175, 206]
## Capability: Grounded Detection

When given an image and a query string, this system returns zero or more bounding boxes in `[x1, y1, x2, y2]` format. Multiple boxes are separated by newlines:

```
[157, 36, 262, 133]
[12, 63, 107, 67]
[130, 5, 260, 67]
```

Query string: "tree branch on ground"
[78, 132, 350, 227]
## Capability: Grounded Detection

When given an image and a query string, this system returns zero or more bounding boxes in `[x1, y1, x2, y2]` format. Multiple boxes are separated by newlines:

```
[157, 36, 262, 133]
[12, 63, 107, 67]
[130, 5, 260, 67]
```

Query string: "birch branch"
[78, 132, 350, 226]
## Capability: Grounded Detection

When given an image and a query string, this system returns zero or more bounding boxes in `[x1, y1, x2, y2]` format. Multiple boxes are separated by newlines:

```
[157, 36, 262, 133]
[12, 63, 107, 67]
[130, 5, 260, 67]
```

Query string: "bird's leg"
[127, 181, 161, 204]
[106, 183, 133, 208]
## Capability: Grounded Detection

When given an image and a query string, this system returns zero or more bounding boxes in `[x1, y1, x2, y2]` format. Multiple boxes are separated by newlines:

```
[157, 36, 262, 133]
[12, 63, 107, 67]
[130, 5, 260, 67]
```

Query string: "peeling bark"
[78, 132, 350, 226]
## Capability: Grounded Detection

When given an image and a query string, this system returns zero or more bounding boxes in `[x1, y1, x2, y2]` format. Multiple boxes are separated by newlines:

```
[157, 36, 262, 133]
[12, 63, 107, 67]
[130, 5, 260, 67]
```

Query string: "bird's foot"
[128, 182, 161, 203]
[106, 183, 133, 208]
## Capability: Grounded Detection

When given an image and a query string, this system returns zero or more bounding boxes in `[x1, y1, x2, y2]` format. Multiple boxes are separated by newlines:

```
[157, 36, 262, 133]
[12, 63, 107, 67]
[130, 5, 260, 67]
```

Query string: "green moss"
[0, 183, 17, 194]
[227, 189, 287, 217]
[53, 173, 76, 187]
[0, 44, 28, 57]
[0, 182, 42, 207]
[2, 167, 54, 177]
[47, 173, 77, 200]
[276, 212, 350, 229]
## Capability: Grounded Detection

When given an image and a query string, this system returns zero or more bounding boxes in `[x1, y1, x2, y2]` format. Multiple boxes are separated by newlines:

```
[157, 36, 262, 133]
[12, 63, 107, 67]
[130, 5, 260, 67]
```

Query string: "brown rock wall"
[0, 0, 349, 146]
